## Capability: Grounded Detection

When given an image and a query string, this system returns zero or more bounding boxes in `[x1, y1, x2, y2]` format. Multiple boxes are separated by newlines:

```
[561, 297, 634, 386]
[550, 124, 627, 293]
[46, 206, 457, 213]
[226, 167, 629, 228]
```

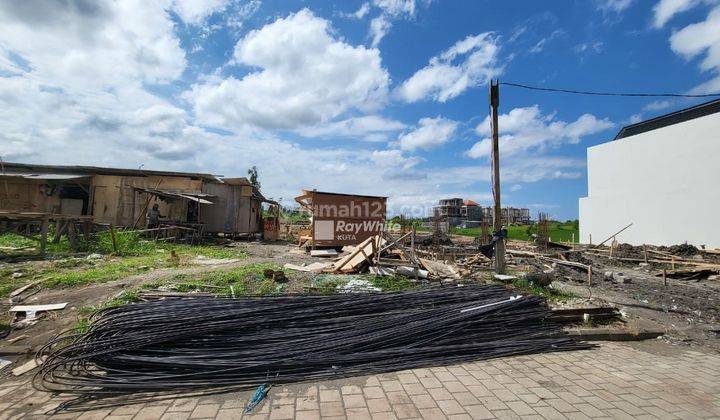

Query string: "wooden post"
[82, 221, 91, 242]
[39, 216, 49, 256]
[589, 233, 592, 246]
[663, 268, 667, 286]
[587, 265, 592, 285]
[109, 224, 118, 254]
[67, 221, 79, 249]
[310, 189, 316, 251]
[671, 257, 675, 270]
[489, 79, 505, 274]
[411, 225, 416, 262]
[643, 245, 648, 264]
[53, 220, 64, 243]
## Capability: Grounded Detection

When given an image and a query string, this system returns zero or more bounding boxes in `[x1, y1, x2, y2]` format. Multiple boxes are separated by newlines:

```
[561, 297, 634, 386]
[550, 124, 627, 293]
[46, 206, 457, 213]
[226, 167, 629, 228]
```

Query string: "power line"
[500, 82, 720, 98]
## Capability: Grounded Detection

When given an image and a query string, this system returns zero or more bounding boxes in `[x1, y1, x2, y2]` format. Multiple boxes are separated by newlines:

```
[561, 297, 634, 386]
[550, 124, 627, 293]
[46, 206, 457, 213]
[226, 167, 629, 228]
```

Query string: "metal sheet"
[177, 194, 213, 204]
[0, 172, 89, 180]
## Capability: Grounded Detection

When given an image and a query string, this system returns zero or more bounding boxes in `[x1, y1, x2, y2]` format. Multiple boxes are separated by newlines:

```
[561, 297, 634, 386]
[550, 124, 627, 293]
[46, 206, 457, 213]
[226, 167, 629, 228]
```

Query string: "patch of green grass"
[0, 230, 250, 259]
[0, 233, 36, 249]
[78, 290, 141, 316]
[0, 232, 249, 297]
[43, 256, 157, 288]
[312, 277, 349, 294]
[147, 263, 284, 296]
[75, 290, 142, 333]
[370, 275, 413, 292]
[74, 318, 89, 334]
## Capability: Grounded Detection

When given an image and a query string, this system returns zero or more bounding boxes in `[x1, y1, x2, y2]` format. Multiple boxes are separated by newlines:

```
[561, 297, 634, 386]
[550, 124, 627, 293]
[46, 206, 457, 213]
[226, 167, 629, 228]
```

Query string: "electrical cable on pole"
[500, 82, 720, 98]
[489, 79, 505, 274]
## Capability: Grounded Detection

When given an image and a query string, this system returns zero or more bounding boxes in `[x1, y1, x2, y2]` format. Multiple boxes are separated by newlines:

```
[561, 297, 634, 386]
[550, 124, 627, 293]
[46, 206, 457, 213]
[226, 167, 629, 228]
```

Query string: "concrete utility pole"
[489, 79, 506, 274]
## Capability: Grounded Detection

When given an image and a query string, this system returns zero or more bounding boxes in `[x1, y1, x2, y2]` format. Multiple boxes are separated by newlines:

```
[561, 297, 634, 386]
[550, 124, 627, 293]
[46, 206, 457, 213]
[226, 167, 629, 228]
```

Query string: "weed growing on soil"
[507, 278, 574, 303]
[78, 290, 141, 316]
[0, 234, 36, 249]
[145, 263, 285, 296]
[75, 318, 89, 334]
[313, 278, 347, 294]
[0, 236, 248, 297]
[370, 275, 414, 292]
[311, 274, 415, 294]
[75, 290, 141, 334]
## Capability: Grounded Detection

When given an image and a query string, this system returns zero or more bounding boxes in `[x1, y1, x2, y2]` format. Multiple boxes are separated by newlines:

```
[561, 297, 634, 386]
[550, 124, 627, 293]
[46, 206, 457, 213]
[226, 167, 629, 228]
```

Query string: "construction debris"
[339, 279, 382, 293]
[310, 249, 338, 258]
[283, 262, 333, 273]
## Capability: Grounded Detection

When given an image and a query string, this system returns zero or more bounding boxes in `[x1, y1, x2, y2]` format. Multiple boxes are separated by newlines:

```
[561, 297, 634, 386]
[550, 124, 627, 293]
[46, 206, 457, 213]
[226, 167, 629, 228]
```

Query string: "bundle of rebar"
[35, 285, 588, 398]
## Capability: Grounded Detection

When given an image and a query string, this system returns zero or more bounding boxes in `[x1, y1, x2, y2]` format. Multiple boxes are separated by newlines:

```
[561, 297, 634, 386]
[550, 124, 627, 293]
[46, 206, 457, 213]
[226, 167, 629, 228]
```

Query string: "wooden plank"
[310, 249, 338, 257]
[8, 279, 44, 298]
[9, 303, 67, 313]
[12, 356, 46, 376]
[334, 236, 385, 273]
[333, 237, 373, 272]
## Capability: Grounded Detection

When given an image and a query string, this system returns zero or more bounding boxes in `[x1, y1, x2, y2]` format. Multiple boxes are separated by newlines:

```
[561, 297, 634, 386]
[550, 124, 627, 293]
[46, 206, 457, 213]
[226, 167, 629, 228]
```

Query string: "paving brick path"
[1, 342, 719, 419]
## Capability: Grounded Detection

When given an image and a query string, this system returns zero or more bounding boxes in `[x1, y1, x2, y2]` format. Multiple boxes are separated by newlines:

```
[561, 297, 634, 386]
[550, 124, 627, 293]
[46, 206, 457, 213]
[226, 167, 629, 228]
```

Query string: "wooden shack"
[295, 190, 387, 248]
[0, 162, 271, 236]
[201, 178, 265, 235]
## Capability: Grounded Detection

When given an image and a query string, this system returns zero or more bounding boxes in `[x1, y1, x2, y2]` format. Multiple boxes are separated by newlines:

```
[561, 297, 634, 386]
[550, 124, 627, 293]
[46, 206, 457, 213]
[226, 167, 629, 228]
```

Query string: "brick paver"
[2, 342, 720, 419]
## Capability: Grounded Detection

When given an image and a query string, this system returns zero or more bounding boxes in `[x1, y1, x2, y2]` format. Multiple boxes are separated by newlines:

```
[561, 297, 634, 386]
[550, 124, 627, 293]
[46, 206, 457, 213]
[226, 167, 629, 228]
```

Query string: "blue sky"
[1, 0, 719, 219]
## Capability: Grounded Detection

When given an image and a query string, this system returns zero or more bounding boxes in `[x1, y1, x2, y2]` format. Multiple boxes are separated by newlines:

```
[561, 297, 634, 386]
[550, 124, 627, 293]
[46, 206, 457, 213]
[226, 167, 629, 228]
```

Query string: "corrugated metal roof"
[132, 187, 215, 205]
[614, 98, 720, 140]
[0, 162, 222, 182]
[297, 189, 388, 199]
[0, 172, 90, 180]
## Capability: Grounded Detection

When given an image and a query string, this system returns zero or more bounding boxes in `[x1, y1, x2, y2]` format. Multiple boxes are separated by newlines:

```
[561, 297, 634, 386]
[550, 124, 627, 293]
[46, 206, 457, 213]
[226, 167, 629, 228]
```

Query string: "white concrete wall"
[579, 112, 720, 248]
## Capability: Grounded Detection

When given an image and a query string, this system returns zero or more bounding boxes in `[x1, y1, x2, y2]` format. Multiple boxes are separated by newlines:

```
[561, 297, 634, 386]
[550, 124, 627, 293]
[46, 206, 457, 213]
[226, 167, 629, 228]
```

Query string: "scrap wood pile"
[287, 231, 493, 281]
[35, 285, 589, 405]
[505, 241, 720, 283]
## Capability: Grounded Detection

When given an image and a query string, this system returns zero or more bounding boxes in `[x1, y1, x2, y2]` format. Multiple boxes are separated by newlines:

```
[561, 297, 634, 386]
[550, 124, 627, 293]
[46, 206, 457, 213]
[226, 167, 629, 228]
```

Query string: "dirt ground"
[528, 246, 720, 351]
[0, 241, 320, 377]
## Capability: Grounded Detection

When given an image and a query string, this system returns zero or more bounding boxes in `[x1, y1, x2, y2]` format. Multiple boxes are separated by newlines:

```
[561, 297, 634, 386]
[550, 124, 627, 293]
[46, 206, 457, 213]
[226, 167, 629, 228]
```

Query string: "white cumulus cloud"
[370, 15, 392, 47]
[186, 9, 390, 131]
[296, 116, 406, 142]
[172, 0, 230, 24]
[0, 0, 186, 90]
[397, 117, 458, 151]
[596, 0, 635, 13]
[669, 6, 720, 93]
[397, 33, 502, 103]
[374, 0, 416, 16]
[653, 0, 703, 28]
[467, 105, 614, 159]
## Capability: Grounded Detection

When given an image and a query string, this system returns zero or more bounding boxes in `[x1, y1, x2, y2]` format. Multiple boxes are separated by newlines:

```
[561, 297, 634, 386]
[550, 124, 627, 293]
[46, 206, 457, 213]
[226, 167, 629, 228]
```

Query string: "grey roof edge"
[614, 98, 720, 140]
[0, 162, 222, 182]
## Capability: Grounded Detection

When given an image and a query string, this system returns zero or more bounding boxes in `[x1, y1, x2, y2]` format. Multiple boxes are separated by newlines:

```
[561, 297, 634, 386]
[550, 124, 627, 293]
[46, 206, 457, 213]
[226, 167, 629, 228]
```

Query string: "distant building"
[462, 200, 483, 221]
[433, 198, 530, 227]
[580, 99, 720, 247]
[481, 206, 531, 226]
[433, 198, 464, 226]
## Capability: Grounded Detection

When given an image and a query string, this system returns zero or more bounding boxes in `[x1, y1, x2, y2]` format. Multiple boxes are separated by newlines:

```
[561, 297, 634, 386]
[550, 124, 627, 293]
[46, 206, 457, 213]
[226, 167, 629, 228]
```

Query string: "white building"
[579, 99, 720, 248]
